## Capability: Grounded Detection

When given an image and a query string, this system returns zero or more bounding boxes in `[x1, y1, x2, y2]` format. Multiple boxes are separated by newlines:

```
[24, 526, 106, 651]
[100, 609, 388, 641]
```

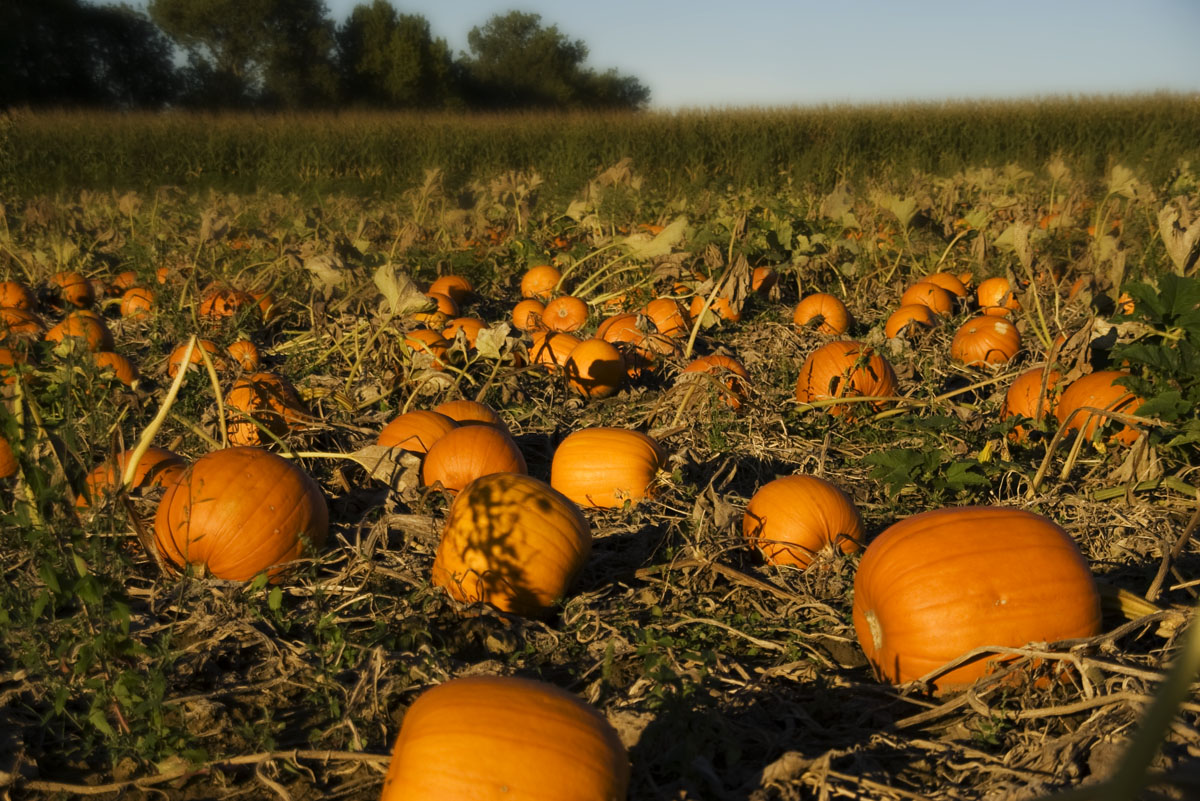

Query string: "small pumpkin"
[1055, 370, 1143, 446]
[120, 286, 155, 319]
[431, 472, 590, 617]
[542, 295, 589, 332]
[743, 475, 863, 568]
[50, 270, 94, 308]
[45, 313, 115, 352]
[899, 282, 956, 315]
[199, 285, 255, 320]
[441, 317, 486, 349]
[0, 281, 36, 310]
[690, 293, 742, 323]
[380, 674, 630, 801]
[404, 328, 451, 370]
[679, 354, 751, 409]
[922, 272, 969, 298]
[520, 264, 562, 300]
[227, 339, 261, 371]
[225, 371, 308, 447]
[110, 270, 139, 293]
[530, 331, 580, 371]
[852, 506, 1101, 690]
[93, 351, 139, 386]
[643, 297, 690, 337]
[422, 426, 527, 493]
[378, 410, 458, 454]
[167, 339, 227, 378]
[950, 316, 1021, 368]
[0, 308, 46, 341]
[795, 341, 898, 417]
[433, 399, 505, 430]
[564, 338, 626, 399]
[550, 427, 663, 509]
[752, 266, 779, 293]
[792, 293, 852, 335]
[512, 299, 547, 332]
[77, 446, 185, 508]
[427, 274, 474, 306]
[154, 446, 328, 582]
[883, 304, 939, 339]
[1002, 366, 1063, 442]
[977, 276, 1020, 316]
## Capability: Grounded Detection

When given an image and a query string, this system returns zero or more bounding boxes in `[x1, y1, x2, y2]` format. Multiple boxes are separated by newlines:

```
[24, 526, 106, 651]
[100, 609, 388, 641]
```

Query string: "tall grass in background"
[3, 93, 1198, 200]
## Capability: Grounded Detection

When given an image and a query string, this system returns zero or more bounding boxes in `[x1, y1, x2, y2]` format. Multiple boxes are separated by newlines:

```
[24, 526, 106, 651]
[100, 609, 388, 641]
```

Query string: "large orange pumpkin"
[120, 286, 155, 319]
[564, 339, 626, 399]
[199, 285, 255, 320]
[530, 331, 580, 371]
[923, 271, 969, 298]
[550, 428, 663, 509]
[795, 341, 898, 416]
[50, 271, 94, 308]
[77, 446, 185, 508]
[512, 299, 547, 332]
[899, 282, 956, 315]
[422, 426, 527, 493]
[441, 317, 486, 349]
[977, 276, 1020, 316]
[378, 410, 458, 454]
[433, 399, 505, 430]
[225, 372, 309, 446]
[380, 675, 629, 801]
[427, 274, 474, 306]
[743, 475, 863, 568]
[1055, 370, 1143, 446]
[431, 472, 590, 617]
[154, 447, 328, 582]
[404, 329, 451, 370]
[643, 298, 690, 337]
[852, 507, 1101, 691]
[0, 308, 46, 341]
[93, 351, 140, 386]
[950, 316, 1021, 368]
[792, 293, 852, 335]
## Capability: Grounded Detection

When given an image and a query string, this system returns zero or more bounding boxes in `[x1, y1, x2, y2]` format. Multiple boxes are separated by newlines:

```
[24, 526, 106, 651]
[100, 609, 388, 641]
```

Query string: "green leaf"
[268, 586, 282, 612]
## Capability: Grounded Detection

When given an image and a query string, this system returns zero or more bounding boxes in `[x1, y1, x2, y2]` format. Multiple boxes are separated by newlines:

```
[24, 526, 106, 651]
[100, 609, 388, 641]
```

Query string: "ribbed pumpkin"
[520, 264, 561, 300]
[422, 426, 527, 493]
[852, 507, 1101, 690]
[378, 410, 458, 454]
[442, 317, 486, 349]
[50, 270, 94, 308]
[431, 472, 590, 617]
[550, 428, 663, 509]
[792, 293, 852, 335]
[643, 298, 689, 337]
[433, 399, 505, 430]
[923, 271, 969, 298]
[1055, 370, 1143, 446]
[428, 274, 474, 306]
[565, 339, 626, 399]
[530, 331, 580, 371]
[77, 446, 185, 508]
[227, 339, 261, 371]
[167, 339, 227, 378]
[1002, 366, 1063, 442]
[795, 341, 898, 417]
[120, 286, 154, 319]
[542, 295, 589, 332]
[512, 299, 547, 332]
[93, 351, 139, 386]
[977, 276, 1020, 316]
[743, 475, 863, 568]
[752, 266, 778, 293]
[899, 282, 956, 315]
[225, 372, 308, 447]
[679, 354, 751, 410]
[0, 281, 36, 310]
[380, 675, 630, 801]
[884, 304, 939, 339]
[950, 316, 1021, 368]
[154, 447, 328, 582]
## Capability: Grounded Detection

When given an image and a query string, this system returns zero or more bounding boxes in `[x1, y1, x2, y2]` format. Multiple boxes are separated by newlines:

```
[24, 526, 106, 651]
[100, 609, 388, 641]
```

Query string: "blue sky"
[136, 0, 1200, 108]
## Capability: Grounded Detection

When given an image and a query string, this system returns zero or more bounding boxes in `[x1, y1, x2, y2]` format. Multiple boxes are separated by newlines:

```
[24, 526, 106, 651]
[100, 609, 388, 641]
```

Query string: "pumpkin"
[427, 274, 474, 306]
[550, 427, 663, 509]
[601, 317, 677, 379]
[120, 286, 155, 319]
[0, 436, 18, 479]
[380, 674, 629, 801]
[1055, 370, 1143, 446]
[50, 270, 94, 308]
[542, 295, 589, 332]
[690, 293, 742, 323]
[432, 472, 590, 617]
[520, 264, 562, 300]
[77, 446, 185, 508]
[167, 339, 227, 378]
[564, 339, 626, 399]
[884, 304, 939, 339]
[225, 371, 308, 447]
[923, 271, 969, 297]
[250, 290, 276, 321]
[643, 298, 690, 337]
[530, 331, 580, 371]
[597, 313, 641, 342]
[199, 285, 254, 320]
[0, 347, 26, 385]
[743, 475, 863, 568]
[413, 292, 456, 327]
[442, 317, 486, 349]
[795, 341, 898, 416]
[433, 399, 505, 430]
[110, 270, 139, 293]
[899, 282, 956, 315]
[378, 410, 458, 453]
[404, 329, 451, 370]
[45, 313, 114, 352]
[950, 316, 1021, 368]
[852, 506, 1101, 690]
[752, 266, 778, 294]
[512, 299, 547, 332]
[679, 354, 751, 409]
[227, 339, 261, 371]
[977, 276, 1020, 316]
[93, 351, 139, 386]
[422, 426, 527, 493]
[0, 308, 46, 341]
[154, 446, 328, 582]
[1002, 366, 1063, 442]
[0, 281, 36, 310]
[792, 293, 852, 335]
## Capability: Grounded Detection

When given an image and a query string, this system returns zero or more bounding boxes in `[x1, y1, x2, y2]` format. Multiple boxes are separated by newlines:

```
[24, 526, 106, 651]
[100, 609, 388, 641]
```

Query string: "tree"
[464, 11, 648, 110]
[337, 0, 457, 108]
[148, 0, 338, 108]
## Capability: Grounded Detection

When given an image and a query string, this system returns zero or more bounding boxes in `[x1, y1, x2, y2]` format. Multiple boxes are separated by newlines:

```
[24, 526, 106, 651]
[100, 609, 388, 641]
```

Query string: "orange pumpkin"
[597, 313, 641, 342]
[225, 371, 308, 447]
[550, 427, 663, 509]
[77, 446, 185, 508]
[0, 436, 19, 479]
[690, 293, 742, 323]
[884, 304, 939, 339]
[512, 299, 547, 332]
[899, 282, 956, 315]
[431, 472, 590, 617]
[795, 341, 898, 416]
[428, 274, 474, 306]
[923, 272, 969, 298]
[950, 316, 1021, 368]
[520, 264, 562, 300]
[743, 475, 863, 568]
[433, 399, 505, 430]
[93, 351, 139, 386]
[45, 313, 114, 352]
[0, 347, 26, 385]
[227, 339, 261, 371]
[1055, 370, 1143, 446]
[643, 298, 690, 337]
[154, 447, 328, 582]
[977, 276, 1020, 316]
[404, 328, 451, 370]
[167, 339, 227, 378]
[110, 270, 139, 293]
[120, 286, 155, 319]
[530, 331, 580, 371]
[542, 295, 589, 332]
[422, 426, 527, 493]
[199, 285, 254, 320]
[0, 281, 36, 310]
[413, 292, 457, 328]
[378, 410, 458, 454]
[380, 674, 629, 801]
[564, 339, 626, 399]
[50, 270, 94, 308]
[792, 293, 852, 335]
[0, 308, 46, 341]
[441, 317, 486, 349]
[852, 506, 1101, 690]
[1002, 366, 1063, 442]
[752, 266, 779, 294]
[679, 354, 751, 409]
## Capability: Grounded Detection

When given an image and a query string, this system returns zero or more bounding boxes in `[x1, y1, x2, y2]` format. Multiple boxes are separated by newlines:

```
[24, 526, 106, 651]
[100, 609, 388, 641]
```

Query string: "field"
[1, 98, 1199, 800]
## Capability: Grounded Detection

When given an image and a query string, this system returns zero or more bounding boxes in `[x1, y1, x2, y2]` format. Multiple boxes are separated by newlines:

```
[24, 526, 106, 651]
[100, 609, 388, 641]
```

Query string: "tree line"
[1, 0, 651, 111]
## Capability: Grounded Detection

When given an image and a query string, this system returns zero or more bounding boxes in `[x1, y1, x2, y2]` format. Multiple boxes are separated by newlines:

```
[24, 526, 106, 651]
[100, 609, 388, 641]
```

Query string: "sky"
[136, 0, 1200, 109]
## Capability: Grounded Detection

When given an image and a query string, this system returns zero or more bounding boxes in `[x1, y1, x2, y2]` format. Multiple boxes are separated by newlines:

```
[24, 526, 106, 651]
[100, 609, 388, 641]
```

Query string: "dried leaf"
[474, 322, 513, 361]
[347, 445, 421, 492]
[620, 216, 687, 260]
[373, 265, 432, 317]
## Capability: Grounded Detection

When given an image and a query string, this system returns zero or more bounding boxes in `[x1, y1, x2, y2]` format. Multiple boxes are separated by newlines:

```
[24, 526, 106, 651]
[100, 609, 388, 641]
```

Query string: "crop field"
[1, 100, 1199, 800]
